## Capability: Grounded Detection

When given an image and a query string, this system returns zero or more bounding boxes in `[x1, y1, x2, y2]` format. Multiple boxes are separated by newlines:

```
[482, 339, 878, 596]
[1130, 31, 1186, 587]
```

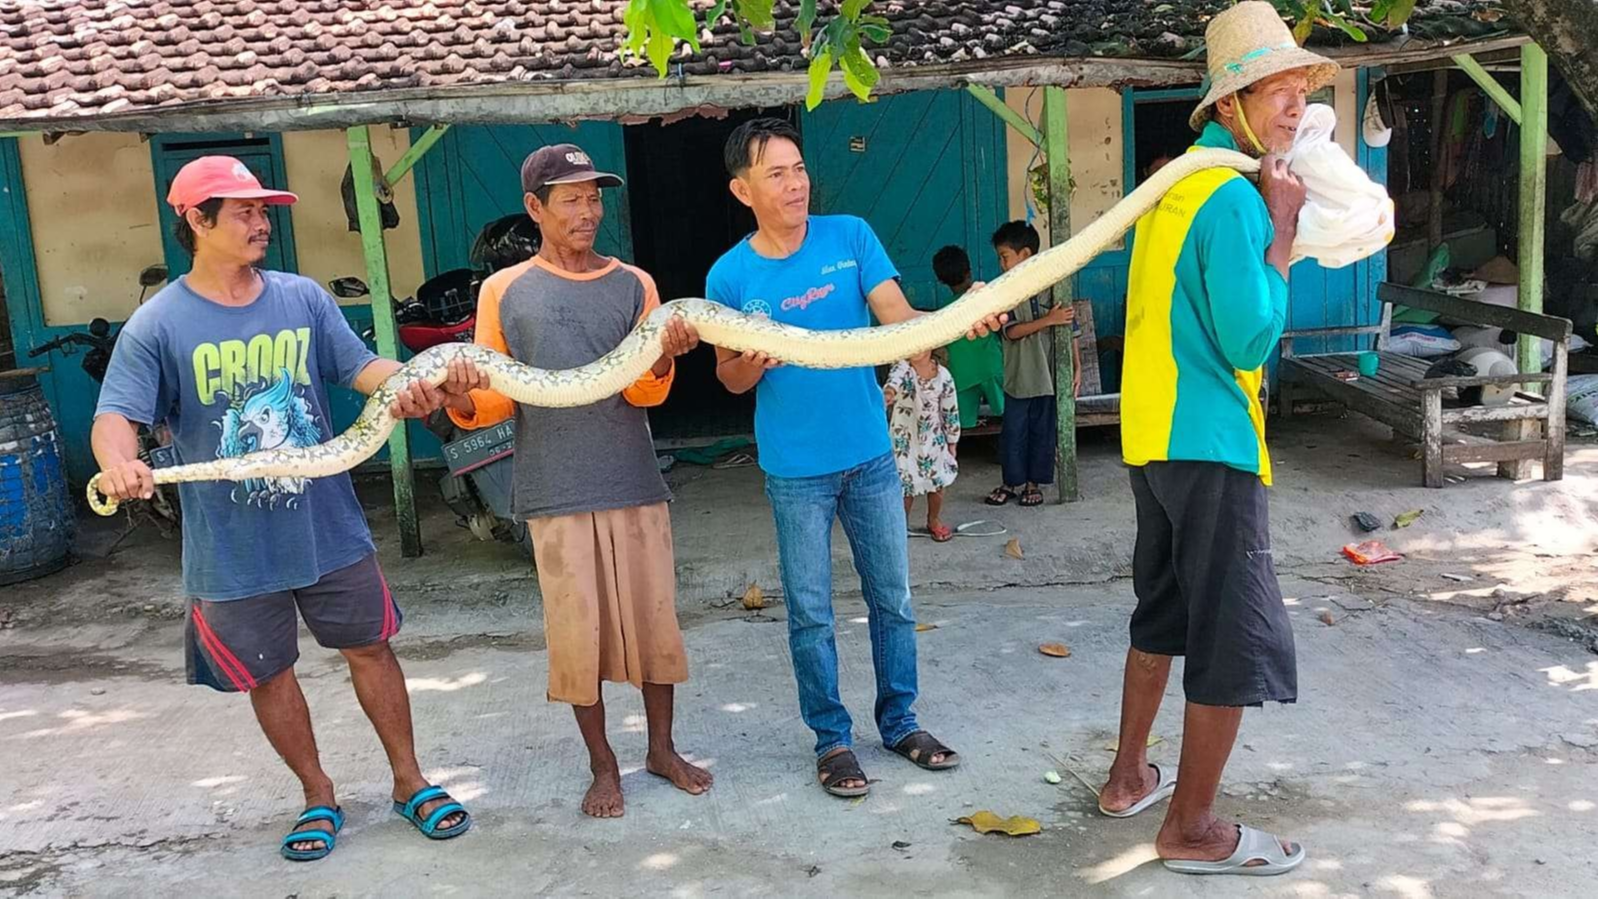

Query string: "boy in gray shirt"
[985, 221, 1081, 508]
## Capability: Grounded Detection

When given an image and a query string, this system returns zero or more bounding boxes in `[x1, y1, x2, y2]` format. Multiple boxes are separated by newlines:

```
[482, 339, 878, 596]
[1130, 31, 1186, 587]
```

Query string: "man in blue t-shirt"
[707, 118, 1004, 798]
[92, 156, 486, 860]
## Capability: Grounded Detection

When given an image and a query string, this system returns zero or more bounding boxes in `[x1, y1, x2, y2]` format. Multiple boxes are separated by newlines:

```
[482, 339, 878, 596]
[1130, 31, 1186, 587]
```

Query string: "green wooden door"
[148, 134, 298, 279]
[802, 90, 1010, 310]
[411, 123, 632, 277]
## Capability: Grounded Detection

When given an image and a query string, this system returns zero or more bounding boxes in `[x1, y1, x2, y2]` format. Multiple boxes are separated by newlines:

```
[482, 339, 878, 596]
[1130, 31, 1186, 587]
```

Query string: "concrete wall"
[17, 128, 427, 326]
[18, 133, 166, 325]
[1003, 87, 1126, 249]
[280, 127, 427, 305]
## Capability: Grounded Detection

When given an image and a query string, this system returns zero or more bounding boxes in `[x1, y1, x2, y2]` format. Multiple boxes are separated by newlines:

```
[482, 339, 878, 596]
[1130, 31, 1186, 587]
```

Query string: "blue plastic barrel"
[0, 375, 75, 585]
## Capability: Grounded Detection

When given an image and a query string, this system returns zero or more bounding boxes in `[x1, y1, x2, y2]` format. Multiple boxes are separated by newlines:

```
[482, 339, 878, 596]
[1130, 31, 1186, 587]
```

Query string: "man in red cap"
[92, 156, 488, 861]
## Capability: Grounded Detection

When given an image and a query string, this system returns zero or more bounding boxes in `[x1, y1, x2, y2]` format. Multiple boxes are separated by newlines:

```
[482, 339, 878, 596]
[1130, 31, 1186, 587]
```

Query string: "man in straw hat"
[1099, 1, 1334, 876]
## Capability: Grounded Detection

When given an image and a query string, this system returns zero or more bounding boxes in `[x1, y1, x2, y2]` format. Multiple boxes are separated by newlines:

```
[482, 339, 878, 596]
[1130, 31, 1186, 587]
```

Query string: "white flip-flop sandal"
[1097, 763, 1177, 818]
[1162, 824, 1306, 876]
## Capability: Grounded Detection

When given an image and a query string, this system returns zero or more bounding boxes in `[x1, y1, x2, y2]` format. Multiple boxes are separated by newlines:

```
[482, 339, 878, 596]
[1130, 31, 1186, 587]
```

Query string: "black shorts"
[1128, 462, 1296, 707]
[184, 553, 401, 693]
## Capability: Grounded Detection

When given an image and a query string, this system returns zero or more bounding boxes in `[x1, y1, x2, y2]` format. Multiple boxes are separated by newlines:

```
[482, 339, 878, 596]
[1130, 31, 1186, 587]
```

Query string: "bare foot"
[1157, 818, 1297, 865]
[582, 765, 625, 818]
[1097, 763, 1159, 814]
[646, 750, 714, 795]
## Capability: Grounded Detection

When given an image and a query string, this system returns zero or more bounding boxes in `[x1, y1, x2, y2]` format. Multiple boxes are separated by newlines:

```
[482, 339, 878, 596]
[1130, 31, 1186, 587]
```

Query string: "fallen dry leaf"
[915, 622, 939, 632]
[741, 584, 765, 611]
[955, 811, 1042, 837]
[1393, 509, 1424, 529]
[1038, 643, 1071, 658]
[1319, 611, 1336, 625]
[1005, 538, 1024, 560]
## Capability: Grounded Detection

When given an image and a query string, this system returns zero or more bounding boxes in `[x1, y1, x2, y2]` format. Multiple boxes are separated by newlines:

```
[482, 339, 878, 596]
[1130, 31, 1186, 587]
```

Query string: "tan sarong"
[529, 502, 687, 706]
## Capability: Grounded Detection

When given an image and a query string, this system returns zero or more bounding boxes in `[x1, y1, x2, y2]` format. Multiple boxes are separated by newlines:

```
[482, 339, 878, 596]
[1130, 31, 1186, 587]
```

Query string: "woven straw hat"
[1190, 1, 1340, 131]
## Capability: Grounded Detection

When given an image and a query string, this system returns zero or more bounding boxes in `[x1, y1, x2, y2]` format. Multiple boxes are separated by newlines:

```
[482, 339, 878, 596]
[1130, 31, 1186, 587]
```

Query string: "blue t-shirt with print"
[706, 215, 898, 478]
[96, 272, 379, 601]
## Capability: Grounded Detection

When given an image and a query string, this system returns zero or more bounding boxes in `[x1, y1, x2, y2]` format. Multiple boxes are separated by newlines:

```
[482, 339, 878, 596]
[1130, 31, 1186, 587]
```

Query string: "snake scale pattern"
[88, 148, 1270, 515]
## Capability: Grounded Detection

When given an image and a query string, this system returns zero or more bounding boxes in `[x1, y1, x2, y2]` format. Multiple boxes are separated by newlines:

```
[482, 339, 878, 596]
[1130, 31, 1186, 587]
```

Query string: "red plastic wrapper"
[1341, 540, 1403, 565]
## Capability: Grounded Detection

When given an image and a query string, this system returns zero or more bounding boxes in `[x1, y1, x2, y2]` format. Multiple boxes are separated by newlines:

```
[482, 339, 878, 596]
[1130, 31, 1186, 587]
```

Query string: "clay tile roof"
[0, 0, 1509, 126]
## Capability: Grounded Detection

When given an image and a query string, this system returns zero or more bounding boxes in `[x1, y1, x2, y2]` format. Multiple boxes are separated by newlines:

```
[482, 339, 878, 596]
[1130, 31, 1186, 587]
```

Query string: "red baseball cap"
[167, 155, 298, 216]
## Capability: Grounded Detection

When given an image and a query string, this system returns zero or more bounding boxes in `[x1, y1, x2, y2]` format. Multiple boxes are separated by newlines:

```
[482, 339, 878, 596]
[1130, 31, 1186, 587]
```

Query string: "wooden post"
[1504, 43, 1550, 480]
[1043, 85, 1078, 503]
[1516, 43, 1549, 376]
[964, 85, 1043, 148]
[1421, 388, 1444, 488]
[346, 125, 422, 558]
[1426, 70, 1449, 252]
[384, 125, 450, 186]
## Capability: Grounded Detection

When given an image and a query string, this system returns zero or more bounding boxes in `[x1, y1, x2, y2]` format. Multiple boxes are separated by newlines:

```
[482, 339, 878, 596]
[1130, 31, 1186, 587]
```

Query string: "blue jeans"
[765, 452, 920, 757]
[1001, 393, 1057, 487]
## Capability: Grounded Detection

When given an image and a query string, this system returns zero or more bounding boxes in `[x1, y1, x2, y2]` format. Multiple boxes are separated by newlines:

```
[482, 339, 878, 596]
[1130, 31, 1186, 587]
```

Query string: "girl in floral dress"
[884, 351, 961, 542]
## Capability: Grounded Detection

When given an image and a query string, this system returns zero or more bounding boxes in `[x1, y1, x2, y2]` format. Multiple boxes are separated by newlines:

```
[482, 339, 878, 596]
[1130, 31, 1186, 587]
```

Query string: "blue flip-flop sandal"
[280, 805, 344, 862]
[394, 785, 471, 840]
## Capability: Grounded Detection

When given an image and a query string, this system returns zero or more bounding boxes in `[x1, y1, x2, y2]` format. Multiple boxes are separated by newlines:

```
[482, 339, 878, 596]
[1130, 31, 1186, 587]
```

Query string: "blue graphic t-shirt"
[96, 272, 379, 601]
[706, 215, 898, 478]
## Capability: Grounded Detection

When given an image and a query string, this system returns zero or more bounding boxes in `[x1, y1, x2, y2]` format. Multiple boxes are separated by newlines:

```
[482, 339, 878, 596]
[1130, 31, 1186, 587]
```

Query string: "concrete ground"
[3, 413, 1598, 897]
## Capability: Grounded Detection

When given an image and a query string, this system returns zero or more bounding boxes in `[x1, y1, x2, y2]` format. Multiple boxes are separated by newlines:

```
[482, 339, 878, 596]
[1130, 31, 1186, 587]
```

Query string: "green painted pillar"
[1516, 44, 1549, 377]
[346, 125, 422, 558]
[1044, 86, 1078, 503]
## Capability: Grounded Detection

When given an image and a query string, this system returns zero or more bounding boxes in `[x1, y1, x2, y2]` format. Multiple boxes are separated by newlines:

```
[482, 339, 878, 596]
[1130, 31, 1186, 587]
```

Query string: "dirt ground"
[3, 412, 1597, 897]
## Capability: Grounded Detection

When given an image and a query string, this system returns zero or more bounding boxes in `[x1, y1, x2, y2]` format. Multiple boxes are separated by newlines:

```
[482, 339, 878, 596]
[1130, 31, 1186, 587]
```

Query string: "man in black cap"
[443, 144, 709, 818]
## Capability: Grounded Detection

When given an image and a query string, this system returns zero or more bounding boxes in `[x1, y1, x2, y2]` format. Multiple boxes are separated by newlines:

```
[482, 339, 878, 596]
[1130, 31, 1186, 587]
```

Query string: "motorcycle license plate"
[148, 445, 179, 469]
[443, 420, 515, 476]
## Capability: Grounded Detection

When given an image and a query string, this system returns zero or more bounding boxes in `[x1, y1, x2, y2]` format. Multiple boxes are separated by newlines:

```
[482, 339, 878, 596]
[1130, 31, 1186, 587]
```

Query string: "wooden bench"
[1279, 283, 1571, 487]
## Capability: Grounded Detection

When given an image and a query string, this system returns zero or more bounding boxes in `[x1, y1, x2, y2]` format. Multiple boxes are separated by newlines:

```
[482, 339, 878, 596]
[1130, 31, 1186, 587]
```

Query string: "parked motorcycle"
[29, 264, 182, 533]
[334, 213, 540, 547]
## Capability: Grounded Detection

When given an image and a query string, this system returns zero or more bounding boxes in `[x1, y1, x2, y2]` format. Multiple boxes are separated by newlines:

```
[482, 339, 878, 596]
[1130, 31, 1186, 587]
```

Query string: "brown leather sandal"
[817, 748, 871, 798]
[891, 731, 961, 770]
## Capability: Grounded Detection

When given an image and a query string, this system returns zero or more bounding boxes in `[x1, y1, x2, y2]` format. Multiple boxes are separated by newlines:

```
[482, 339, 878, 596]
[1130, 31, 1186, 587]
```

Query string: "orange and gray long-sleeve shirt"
[448, 255, 674, 519]
[1121, 122, 1288, 485]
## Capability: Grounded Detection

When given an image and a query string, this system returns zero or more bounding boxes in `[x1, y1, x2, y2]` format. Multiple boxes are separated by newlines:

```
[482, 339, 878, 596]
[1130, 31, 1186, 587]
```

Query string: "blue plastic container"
[0, 375, 75, 585]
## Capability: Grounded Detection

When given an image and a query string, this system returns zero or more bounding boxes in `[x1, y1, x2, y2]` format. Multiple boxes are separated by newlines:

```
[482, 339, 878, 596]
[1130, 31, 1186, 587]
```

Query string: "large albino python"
[89, 148, 1271, 515]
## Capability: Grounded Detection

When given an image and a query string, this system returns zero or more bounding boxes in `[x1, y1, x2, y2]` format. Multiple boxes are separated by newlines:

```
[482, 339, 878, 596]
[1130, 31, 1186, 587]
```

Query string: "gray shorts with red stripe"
[185, 553, 401, 693]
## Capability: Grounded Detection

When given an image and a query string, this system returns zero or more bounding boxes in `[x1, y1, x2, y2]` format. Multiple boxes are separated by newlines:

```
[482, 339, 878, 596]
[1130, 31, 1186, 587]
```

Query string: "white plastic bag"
[1566, 375, 1598, 424]
[1286, 104, 1396, 269]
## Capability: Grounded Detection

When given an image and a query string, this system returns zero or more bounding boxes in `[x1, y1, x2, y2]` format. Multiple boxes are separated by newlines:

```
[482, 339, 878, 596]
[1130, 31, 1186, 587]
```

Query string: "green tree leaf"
[1327, 14, 1368, 41]
[797, 0, 818, 49]
[734, 0, 776, 32]
[839, 43, 879, 101]
[806, 48, 833, 110]
[623, 0, 701, 77]
[841, 0, 873, 19]
[1383, 0, 1417, 27]
[1292, 12, 1315, 44]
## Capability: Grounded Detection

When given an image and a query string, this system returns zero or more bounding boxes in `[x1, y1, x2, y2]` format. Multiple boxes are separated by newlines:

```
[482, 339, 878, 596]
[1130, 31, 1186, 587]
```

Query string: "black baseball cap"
[520, 143, 624, 194]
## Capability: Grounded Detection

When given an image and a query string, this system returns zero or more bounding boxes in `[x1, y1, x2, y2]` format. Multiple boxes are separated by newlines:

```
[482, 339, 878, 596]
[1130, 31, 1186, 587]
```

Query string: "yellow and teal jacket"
[1121, 122, 1287, 485]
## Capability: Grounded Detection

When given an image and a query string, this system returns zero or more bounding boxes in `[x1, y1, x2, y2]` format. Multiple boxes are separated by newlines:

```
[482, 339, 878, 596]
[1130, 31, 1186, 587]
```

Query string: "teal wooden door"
[149, 134, 298, 279]
[802, 90, 1010, 310]
[412, 123, 632, 277]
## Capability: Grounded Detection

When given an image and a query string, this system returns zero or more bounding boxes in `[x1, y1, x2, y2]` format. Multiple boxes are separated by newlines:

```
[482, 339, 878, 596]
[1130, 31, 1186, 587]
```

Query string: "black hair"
[932, 245, 972, 288]
[991, 220, 1040, 256]
[724, 117, 803, 177]
[172, 197, 225, 256]
[532, 185, 553, 206]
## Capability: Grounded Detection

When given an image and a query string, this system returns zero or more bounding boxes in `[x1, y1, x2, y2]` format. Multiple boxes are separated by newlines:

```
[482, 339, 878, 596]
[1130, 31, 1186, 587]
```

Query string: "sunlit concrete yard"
[4, 417, 1598, 897]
